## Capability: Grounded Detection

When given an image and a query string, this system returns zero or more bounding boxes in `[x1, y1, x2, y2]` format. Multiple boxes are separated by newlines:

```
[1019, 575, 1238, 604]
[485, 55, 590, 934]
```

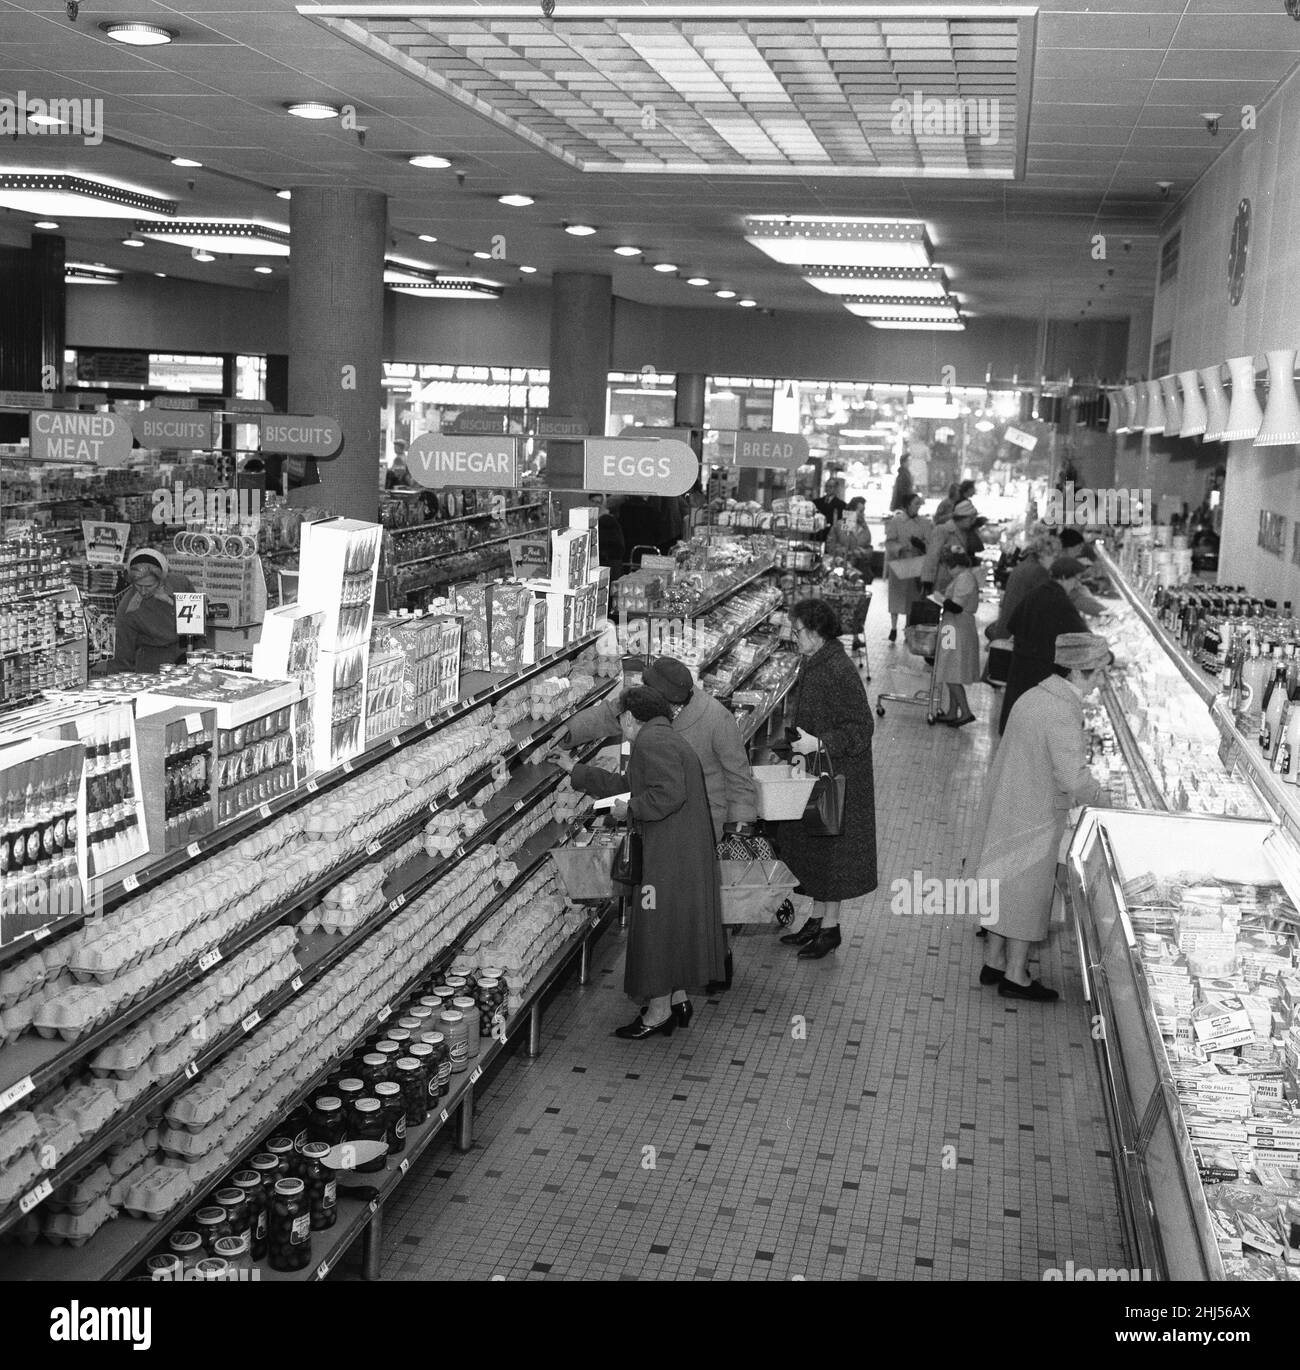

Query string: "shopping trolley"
[802, 568, 872, 680]
[875, 597, 943, 723]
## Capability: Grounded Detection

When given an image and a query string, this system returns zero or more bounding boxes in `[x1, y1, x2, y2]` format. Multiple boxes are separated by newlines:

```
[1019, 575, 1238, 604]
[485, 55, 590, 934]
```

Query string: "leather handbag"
[612, 827, 643, 887]
[801, 746, 846, 837]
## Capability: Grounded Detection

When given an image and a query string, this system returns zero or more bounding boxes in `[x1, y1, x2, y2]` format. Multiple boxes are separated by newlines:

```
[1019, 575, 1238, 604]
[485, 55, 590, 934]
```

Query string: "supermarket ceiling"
[0, 0, 1299, 323]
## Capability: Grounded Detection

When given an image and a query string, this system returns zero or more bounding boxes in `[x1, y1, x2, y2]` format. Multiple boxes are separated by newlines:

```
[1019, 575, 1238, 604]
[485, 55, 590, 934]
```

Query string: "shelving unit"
[385, 500, 545, 536]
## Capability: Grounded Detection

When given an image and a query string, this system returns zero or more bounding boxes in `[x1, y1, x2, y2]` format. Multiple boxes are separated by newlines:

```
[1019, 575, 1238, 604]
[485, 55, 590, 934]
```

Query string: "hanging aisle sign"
[582, 437, 699, 496]
[407, 433, 520, 488]
[257, 415, 342, 458]
[131, 408, 217, 450]
[445, 409, 510, 436]
[730, 430, 808, 472]
[532, 414, 585, 438]
[29, 410, 134, 465]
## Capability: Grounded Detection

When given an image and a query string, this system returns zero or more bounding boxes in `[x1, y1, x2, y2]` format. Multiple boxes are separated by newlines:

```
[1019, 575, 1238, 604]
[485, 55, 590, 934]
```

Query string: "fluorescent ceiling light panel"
[613, 246, 642, 257]
[868, 319, 966, 331]
[842, 298, 959, 321]
[389, 277, 503, 299]
[565, 223, 597, 236]
[136, 219, 291, 256]
[745, 217, 932, 269]
[0, 173, 176, 221]
[802, 266, 949, 299]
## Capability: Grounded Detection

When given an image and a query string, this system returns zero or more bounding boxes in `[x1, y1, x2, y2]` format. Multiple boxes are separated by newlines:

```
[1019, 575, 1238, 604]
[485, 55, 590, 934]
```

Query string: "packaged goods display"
[363, 650, 403, 744]
[0, 739, 84, 941]
[0, 536, 88, 709]
[296, 519, 383, 653]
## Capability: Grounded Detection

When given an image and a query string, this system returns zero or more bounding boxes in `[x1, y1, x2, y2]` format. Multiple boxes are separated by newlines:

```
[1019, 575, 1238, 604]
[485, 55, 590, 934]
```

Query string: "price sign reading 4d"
[175, 592, 206, 637]
[583, 438, 698, 497]
[407, 434, 520, 490]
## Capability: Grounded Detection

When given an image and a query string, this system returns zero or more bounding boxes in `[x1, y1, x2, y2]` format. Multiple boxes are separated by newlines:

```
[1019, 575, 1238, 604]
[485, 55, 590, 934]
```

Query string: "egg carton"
[1, 996, 40, 1047]
[110, 1161, 194, 1220]
[47, 1083, 118, 1142]
[0, 1148, 42, 1204]
[40, 1194, 114, 1246]
[0, 953, 48, 1009]
[30, 984, 111, 1041]
[48, 1159, 113, 1215]
[0, 1111, 42, 1171]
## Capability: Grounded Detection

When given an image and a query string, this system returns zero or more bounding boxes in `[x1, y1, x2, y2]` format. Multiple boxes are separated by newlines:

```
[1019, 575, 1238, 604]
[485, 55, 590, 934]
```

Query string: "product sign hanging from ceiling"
[130, 408, 217, 451]
[582, 437, 699, 496]
[727, 430, 809, 472]
[407, 432, 521, 488]
[28, 410, 134, 465]
[256, 414, 343, 459]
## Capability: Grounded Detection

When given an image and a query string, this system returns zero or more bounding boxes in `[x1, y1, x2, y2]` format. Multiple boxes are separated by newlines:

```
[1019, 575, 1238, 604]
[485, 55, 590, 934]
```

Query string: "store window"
[148, 354, 224, 392]
[235, 354, 266, 401]
[1152, 337, 1172, 378]
[605, 372, 676, 433]
[1159, 231, 1181, 288]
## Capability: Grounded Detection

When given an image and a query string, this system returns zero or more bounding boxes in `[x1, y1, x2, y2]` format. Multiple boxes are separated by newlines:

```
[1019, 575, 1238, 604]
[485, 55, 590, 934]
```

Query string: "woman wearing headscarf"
[775, 598, 878, 961]
[110, 549, 199, 673]
[552, 686, 726, 1039]
[997, 556, 1089, 735]
[883, 490, 930, 643]
[932, 545, 981, 727]
[969, 632, 1111, 1001]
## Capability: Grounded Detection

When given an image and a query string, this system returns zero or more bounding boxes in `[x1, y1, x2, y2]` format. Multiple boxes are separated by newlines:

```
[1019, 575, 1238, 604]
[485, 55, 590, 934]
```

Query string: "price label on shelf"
[391, 894, 406, 911]
[241, 1011, 261, 1033]
[122, 873, 140, 893]
[447, 785, 459, 802]
[469, 1066, 483, 1084]
[185, 712, 204, 735]
[184, 1061, 200, 1081]
[306, 779, 320, 793]
[0, 1075, 34, 1115]
[291, 975, 303, 993]
[513, 800, 525, 813]
[399, 1158, 410, 1175]
[590, 915, 601, 929]
[343, 760, 355, 774]
[439, 1109, 449, 1124]
[197, 948, 222, 973]
[368, 1199, 379, 1215]
[454, 845, 465, 860]
[32, 926, 49, 941]
[186, 842, 202, 858]
[366, 840, 382, 857]
[390, 737, 403, 750]
[378, 1004, 392, 1022]
[19, 1179, 53, 1215]
[259, 803, 272, 820]
[315, 1260, 330, 1281]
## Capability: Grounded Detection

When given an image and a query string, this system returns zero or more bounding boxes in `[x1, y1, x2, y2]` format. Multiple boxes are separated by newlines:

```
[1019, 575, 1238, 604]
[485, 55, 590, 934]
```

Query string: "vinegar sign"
[407, 434, 520, 489]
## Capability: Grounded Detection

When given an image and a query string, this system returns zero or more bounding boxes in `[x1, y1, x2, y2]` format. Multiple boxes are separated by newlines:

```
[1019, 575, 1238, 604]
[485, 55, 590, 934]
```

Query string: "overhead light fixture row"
[802, 265, 950, 299]
[0, 172, 176, 221]
[171, 157, 203, 169]
[409, 154, 452, 169]
[745, 216, 932, 270]
[868, 319, 965, 331]
[613, 245, 642, 257]
[135, 219, 290, 256]
[389, 277, 503, 300]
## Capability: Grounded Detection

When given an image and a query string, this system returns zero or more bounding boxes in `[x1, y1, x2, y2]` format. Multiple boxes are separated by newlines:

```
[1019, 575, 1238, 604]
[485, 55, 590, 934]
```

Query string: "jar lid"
[195, 1207, 225, 1226]
[146, 1254, 181, 1274]
[423, 1031, 446, 1043]
[480, 966, 503, 978]
[361, 1053, 386, 1066]
[267, 1136, 294, 1154]
[409, 1005, 433, 1018]
[213, 1237, 245, 1258]
[408, 1043, 433, 1057]
[452, 996, 476, 1010]
[432, 987, 455, 1000]
[395, 1056, 420, 1071]
[250, 1154, 279, 1173]
[376, 1040, 399, 1054]
[376, 1081, 401, 1097]
[387, 1029, 411, 1042]
[355, 1097, 381, 1113]
[169, 1231, 202, 1253]
[417, 996, 440, 1009]
[439, 1010, 464, 1023]
[301, 1141, 330, 1160]
[396, 1017, 421, 1030]
[337, 1077, 364, 1092]
[445, 976, 468, 988]
[478, 978, 500, 989]
[196, 1258, 229, 1277]
[214, 1188, 244, 1206]
[274, 1178, 305, 1196]
[314, 1096, 342, 1112]
[232, 1170, 260, 1189]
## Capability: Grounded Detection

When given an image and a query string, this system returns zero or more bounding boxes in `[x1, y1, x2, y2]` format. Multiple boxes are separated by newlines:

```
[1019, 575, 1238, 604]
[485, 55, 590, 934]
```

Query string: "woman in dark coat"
[775, 599, 878, 961]
[997, 556, 1088, 736]
[553, 687, 726, 1038]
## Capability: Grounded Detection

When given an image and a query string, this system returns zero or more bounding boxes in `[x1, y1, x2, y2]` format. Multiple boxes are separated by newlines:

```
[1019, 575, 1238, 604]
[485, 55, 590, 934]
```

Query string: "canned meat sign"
[407, 434, 520, 489]
[29, 410, 134, 465]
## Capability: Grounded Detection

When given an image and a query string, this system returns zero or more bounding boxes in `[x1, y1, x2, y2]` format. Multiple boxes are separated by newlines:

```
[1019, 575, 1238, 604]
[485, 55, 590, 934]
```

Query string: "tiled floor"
[373, 589, 1128, 1281]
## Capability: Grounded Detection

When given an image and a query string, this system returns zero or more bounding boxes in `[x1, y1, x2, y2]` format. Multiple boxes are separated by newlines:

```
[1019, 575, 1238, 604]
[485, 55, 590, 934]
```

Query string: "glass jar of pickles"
[298, 1141, 337, 1231]
[268, 1177, 312, 1273]
[395, 1055, 428, 1127]
[451, 996, 479, 1058]
[335, 1077, 365, 1108]
[309, 1096, 347, 1147]
[265, 1136, 295, 1178]
[475, 977, 507, 1037]
[212, 1188, 251, 1261]
[166, 1230, 203, 1275]
[194, 1205, 229, 1256]
[422, 1031, 451, 1096]
[438, 1010, 469, 1073]
[375, 1081, 407, 1155]
[359, 1052, 393, 1090]
[231, 1170, 269, 1261]
[249, 1153, 281, 1211]
[347, 1097, 387, 1173]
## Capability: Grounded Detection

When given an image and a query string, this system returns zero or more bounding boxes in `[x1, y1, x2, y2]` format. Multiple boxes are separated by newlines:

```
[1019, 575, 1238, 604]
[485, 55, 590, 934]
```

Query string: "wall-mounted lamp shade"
[1105, 389, 1121, 435]
[1159, 376, 1183, 436]
[1178, 370, 1208, 438]
[1131, 381, 1150, 433]
[1255, 349, 1300, 446]
[1118, 385, 1138, 432]
[1200, 365, 1230, 442]
[1144, 379, 1167, 434]
[1221, 355, 1264, 442]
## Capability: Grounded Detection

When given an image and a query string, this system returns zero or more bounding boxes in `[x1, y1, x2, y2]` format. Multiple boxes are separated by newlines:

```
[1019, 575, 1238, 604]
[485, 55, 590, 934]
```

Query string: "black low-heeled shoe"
[780, 917, 822, 947]
[705, 948, 733, 993]
[613, 1013, 676, 1039]
[672, 999, 693, 1028]
[797, 926, 841, 960]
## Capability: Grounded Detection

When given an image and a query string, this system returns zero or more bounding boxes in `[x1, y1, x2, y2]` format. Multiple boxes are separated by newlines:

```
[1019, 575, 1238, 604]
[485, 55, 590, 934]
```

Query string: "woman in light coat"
[968, 633, 1112, 1001]
[883, 491, 929, 643]
[933, 545, 980, 727]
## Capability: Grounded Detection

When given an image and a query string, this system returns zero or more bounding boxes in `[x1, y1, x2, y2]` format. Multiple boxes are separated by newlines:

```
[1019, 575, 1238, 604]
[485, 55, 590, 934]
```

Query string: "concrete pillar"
[287, 187, 387, 520]
[674, 371, 706, 440]
[0, 234, 64, 442]
[549, 272, 612, 437]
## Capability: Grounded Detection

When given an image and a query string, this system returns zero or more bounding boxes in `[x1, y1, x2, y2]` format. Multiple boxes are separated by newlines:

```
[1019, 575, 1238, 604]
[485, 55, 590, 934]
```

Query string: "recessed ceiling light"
[409, 154, 452, 169]
[33, 220, 58, 230]
[473, 250, 492, 260]
[192, 251, 215, 263]
[418, 234, 438, 243]
[498, 193, 534, 207]
[276, 190, 292, 200]
[136, 219, 290, 256]
[25, 112, 67, 129]
[285, 102, 341, 121]
[613, 245, 642, 257]
[0, 173, 175, 221]
[121, 238, 144, 247]
[518, 265, 537, 274]
[102, 22, 175, 45]
[154, 272, 166, 278]
[171, 157, 203, 169]
[686, 277, 709, 287]
[738, 298, 757, 308]
[254, 265, 273, 274]
[715, 289, 736, 299]
[565, 223, 597, 236]
[652, 263, 677, 273]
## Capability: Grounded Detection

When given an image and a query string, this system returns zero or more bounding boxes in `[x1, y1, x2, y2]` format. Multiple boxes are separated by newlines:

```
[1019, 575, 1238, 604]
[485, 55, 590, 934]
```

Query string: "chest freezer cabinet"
[1066, 806, 1300, 1281]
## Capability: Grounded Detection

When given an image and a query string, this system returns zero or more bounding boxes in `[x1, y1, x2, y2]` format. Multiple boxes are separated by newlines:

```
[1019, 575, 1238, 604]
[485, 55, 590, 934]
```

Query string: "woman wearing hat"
[551, 686, 726, 1039]
[997, 556, 1090, 736]
[883, 491, 930, 643]
[968, 632, 1111, 1001]
[932, 544, 981, 727]
[922, 498, 980, 593]
[110, 549, 199, 673]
